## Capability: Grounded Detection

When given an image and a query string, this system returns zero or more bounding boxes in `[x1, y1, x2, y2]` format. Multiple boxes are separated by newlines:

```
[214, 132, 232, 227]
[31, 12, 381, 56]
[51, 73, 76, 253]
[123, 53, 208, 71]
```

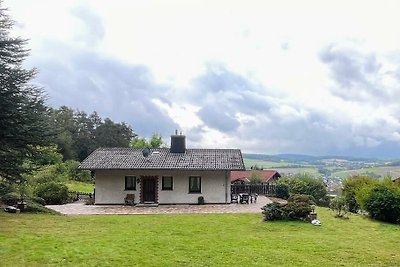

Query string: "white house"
[79, 134, 245, 205]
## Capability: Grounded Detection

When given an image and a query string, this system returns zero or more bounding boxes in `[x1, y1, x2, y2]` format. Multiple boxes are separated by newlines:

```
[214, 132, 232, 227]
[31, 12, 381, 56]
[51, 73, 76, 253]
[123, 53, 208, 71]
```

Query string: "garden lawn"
[0, 208, 399, 267]
[65, 181, 94, 193]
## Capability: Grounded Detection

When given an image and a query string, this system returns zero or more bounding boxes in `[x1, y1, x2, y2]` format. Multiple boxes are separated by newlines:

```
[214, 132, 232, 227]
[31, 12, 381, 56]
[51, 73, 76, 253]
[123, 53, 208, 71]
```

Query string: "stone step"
[135, 203, 159, 207]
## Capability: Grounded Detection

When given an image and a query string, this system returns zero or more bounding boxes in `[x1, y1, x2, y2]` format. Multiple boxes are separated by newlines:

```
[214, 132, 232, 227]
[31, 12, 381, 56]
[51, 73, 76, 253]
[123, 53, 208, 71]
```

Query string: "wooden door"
[142, 177, 156, 203]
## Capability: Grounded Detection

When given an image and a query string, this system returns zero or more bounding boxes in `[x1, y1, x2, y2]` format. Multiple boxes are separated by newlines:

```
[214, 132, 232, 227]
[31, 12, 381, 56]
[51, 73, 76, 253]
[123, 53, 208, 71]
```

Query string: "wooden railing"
[231, 184, 276, 196]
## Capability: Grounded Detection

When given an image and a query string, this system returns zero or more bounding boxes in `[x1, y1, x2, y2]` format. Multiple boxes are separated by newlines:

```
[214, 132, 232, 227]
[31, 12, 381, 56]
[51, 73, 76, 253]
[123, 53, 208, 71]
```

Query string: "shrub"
[35, 182, 70, 205]
[249, 171, 262, 184]
[284, 202, 312, 221]
[278, 174, 328, 205]
[276, 183, 289, 199]
[262, 196, 313, 222]
[342, 175, 378, 213]
[329, 196, 348, 218]
[1, 192, 20, 205]
[287, 194, 315, 205]
[24, 201, 60, 214]
[262, 202, 286, 221]
[30, 196, 46, 206]
[364, 184, 400, 223]
[75, 170, 92, 183]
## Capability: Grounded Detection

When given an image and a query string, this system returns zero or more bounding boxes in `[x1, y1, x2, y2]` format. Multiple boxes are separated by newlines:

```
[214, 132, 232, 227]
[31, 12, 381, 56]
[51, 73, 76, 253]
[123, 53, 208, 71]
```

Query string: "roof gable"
[79, 148, 245, 171]
[230, 170, 281, 183]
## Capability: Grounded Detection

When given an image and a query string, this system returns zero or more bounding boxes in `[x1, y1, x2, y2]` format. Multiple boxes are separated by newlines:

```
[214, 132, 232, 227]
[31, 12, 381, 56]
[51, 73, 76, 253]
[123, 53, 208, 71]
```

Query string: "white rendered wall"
[94, 169, 230, 204]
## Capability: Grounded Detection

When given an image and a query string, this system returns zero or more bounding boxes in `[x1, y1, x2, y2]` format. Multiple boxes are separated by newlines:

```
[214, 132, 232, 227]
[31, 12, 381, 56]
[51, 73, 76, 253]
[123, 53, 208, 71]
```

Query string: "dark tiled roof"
[79, 148, 245, 171]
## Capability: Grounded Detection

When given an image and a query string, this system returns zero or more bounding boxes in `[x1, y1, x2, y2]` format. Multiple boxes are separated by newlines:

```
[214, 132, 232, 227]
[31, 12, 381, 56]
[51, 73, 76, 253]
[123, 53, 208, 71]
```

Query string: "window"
[189, 176, 201, 193]
[162, 176, 173, 190]
[125, 176, 136, 190]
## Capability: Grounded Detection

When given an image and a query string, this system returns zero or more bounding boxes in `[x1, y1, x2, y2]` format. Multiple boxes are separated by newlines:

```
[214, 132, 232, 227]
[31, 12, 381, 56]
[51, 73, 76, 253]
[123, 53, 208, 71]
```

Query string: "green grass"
[65, 181, 94, 193]
[244, 159, 302, 168]
[0, 208, 399, 266]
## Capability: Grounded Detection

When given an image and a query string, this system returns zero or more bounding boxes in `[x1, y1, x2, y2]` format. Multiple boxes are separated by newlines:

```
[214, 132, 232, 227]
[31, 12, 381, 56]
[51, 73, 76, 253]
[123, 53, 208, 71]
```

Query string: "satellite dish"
[142, 148, 150, 158]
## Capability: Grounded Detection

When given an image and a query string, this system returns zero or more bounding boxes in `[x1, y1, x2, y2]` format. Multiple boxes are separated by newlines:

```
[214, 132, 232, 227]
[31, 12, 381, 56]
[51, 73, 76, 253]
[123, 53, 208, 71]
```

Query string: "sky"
[4, 0, 400, 158]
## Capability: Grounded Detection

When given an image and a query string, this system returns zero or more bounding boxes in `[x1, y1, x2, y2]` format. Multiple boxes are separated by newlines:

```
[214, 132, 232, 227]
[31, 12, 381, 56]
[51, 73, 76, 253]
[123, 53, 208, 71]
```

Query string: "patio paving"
[47, 196, 273, 215]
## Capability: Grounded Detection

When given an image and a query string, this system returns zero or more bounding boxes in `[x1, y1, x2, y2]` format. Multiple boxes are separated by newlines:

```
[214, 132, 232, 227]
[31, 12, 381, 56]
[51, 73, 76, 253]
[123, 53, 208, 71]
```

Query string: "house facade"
[79, 134, 245, 205]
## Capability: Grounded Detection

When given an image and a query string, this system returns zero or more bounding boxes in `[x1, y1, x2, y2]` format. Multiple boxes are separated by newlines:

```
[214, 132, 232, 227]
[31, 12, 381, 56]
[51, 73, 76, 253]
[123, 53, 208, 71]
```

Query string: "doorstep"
[135, 203, 159, 207]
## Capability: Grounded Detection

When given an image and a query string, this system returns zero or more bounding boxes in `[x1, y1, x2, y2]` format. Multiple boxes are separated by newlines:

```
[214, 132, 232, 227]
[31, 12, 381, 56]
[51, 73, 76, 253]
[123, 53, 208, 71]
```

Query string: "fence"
[231, 184, 276, 196]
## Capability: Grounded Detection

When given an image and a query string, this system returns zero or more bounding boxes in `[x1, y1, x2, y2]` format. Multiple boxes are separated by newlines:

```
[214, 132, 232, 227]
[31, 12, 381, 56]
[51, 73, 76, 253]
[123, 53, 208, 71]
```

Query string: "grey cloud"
[198, 104, 240, 132]
[30, 42, 177, 138]
[189, 63, 271, 133]
[320, 44, 384, 101]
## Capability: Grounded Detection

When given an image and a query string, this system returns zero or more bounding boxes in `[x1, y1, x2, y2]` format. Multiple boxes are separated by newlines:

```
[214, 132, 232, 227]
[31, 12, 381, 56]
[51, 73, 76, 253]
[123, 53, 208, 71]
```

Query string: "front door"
[142, 176, 157, 203]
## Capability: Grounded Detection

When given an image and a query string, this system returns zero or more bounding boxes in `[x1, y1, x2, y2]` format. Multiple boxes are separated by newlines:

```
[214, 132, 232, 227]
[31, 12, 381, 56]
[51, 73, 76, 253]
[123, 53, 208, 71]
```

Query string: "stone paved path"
[47, 196, 272, 215]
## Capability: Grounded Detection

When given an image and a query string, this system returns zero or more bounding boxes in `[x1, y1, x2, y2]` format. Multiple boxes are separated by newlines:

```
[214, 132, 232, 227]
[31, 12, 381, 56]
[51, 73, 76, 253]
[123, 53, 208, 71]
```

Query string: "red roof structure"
[230, 170, 281, 184]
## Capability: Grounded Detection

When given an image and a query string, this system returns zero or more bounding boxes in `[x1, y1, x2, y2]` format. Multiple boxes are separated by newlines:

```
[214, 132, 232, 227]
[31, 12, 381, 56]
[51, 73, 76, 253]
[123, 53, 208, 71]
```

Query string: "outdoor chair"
[124, 194, 135, 206]
[250, 193, 258, 203]
[231, 194, 239, 203]
[239, 193, 250, 204]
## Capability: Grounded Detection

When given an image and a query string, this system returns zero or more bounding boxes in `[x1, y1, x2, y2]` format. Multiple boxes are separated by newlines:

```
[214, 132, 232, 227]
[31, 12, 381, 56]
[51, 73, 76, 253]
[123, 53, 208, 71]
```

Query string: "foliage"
[24, 200, 60, 214]
[30, 196, 46, 206]
[287, 194, 315, 205]
[129, 133, 165, 148]
[95, 118, 134, 149]
[284, 202, 312, 221]
[249, 171, 262, 184]
[50, 106, 136, 161]
[262, 194, 313, 221]
[261, 202, 286, 221]
[250, 164, 263, 170]
[27, 145, 63, 166]
[342, 175, 378, 212]
[363, 184, 400, 224]
[0, 5, 53, 184]
[275, 183, 290, 199]
[278, 174, 328, 205]
[35, 182, 70, 205]
[329, 196, 349, 218]
[63, 160, 92, 182]
[1, 192, 20, 205]
[25, 158, 92, 186]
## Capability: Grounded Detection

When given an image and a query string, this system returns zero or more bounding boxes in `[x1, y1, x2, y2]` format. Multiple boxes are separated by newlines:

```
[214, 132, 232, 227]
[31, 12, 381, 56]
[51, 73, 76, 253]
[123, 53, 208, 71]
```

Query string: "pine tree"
[0, 4, 53, 184]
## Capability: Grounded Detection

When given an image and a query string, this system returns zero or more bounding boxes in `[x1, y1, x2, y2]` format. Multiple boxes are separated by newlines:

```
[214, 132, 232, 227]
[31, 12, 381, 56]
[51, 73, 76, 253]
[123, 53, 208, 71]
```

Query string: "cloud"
[319, 43, 387, 101]
[197, 104, 240, 132]
[29, 42, 178, 137]
[70, 5, 105, 46]
[187, 64, 271, 133]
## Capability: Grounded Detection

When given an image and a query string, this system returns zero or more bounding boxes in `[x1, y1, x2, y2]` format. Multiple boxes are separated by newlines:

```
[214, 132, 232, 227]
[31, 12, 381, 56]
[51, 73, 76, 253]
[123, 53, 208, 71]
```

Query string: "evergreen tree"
[0, 4, 52, 183]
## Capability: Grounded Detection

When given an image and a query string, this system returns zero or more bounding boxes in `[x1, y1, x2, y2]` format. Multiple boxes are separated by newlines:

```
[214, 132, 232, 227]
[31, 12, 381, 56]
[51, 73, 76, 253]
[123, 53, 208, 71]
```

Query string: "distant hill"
[243, 153, 379, 164]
